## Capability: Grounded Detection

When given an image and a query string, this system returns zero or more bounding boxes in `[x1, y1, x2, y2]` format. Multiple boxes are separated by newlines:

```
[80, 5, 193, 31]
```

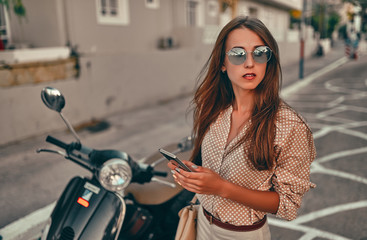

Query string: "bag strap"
[190, 195, 197, 204]
[188, 195, 198, 210]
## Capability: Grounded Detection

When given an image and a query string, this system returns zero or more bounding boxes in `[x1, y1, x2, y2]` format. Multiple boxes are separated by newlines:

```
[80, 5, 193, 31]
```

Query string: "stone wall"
[0, 58, 78, 87]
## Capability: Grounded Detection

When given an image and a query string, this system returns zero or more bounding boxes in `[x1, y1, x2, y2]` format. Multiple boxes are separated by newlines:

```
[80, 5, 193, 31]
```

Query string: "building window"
[0, 4, 10, 48]
[187, 1, 198, 26]
[186, 0, 204, 27]
[249, 7, 258, 18]
[96, 0, 129, 25]
[207, 1, 219, 17]
[145, 0, 159, 9]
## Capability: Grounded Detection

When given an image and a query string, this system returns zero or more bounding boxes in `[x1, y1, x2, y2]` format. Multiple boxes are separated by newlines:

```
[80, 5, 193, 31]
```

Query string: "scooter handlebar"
[45, 135, 168, 181]
[152, 170, 168, 177]
[46, 135, 68, 149]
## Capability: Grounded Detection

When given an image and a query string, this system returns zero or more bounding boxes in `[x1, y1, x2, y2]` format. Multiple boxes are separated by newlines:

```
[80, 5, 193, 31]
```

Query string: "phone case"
[159, 148, 192, 172]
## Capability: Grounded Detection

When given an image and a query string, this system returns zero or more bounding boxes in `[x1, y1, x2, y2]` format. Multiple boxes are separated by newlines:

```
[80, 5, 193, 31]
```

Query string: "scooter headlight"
[98, 159, 132, 192]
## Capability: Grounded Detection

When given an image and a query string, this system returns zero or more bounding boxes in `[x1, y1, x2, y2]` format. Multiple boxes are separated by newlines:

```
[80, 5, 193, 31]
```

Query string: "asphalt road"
[269, 55, 367, 240]
[0, 42, 366, 239]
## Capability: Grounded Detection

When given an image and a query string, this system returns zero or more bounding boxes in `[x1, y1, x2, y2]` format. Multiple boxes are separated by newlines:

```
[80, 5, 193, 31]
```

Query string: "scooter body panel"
[44, 176, 124, 240]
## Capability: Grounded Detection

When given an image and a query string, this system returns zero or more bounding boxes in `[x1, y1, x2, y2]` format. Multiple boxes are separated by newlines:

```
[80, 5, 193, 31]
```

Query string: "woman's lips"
[243, 73, 256, 80]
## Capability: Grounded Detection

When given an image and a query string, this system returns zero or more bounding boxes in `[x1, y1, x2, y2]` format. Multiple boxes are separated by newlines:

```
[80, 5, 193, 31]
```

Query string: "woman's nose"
[244, 54, 254, 68]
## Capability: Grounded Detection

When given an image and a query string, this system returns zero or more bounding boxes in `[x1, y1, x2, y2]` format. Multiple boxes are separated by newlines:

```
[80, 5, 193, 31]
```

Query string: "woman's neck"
[232, 91, 255, 114]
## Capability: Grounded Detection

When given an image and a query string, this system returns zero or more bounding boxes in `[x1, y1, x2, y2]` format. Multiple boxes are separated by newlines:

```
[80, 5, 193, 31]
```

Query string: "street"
[0, 43, 367, 239]
[269, 55, 367, 239]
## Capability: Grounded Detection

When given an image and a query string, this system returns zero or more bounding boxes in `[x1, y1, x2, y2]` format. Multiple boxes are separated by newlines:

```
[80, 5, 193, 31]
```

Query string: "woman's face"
[222, 27, 268, 96]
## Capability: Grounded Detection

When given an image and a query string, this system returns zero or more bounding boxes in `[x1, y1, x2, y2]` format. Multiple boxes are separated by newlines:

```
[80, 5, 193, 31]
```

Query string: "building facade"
[0, 0, 317, 145]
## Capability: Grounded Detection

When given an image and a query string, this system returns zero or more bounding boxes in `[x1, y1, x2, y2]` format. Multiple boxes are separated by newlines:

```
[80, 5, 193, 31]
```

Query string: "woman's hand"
[167, 160, 280, 213]
[167, 160, 226, 196]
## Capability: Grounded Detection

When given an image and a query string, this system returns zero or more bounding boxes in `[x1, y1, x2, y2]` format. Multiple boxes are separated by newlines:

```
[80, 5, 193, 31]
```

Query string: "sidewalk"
[0, 39, 364, 240]
[282, 39, 347, 89]
[284, 38, 367, 87]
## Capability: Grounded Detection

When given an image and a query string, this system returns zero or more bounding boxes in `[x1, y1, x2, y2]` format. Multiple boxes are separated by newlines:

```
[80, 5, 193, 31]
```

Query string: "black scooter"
[37, 87, 194, 240]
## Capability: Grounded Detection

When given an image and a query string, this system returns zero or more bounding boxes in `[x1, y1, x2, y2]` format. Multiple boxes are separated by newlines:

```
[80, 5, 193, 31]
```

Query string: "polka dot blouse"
[196, 103, 316, 226]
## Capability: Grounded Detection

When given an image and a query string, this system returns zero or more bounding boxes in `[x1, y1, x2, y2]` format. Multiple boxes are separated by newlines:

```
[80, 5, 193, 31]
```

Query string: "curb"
[0, 203, 55, 240]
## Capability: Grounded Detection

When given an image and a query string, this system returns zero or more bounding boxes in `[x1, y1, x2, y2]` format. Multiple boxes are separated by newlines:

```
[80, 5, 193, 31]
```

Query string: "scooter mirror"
[41, 87, 65, 113]
[177, 136, 194, 152]
[41, 86, 81, 143]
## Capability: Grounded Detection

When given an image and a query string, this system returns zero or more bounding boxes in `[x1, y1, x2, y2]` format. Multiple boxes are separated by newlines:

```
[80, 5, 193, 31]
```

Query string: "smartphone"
[159, 148, 193, 172]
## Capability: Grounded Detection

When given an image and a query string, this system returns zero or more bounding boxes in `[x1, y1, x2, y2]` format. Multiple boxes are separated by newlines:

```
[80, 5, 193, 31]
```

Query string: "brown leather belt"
[203, 208, 267, 232]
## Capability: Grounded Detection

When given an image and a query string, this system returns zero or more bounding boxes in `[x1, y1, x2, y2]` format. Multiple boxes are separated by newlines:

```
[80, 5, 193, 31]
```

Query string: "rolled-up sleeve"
[272, 122, 316, 221]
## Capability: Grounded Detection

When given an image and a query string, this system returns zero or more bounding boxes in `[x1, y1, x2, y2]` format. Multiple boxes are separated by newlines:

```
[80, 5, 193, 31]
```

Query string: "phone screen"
[159, 148, 193, 172]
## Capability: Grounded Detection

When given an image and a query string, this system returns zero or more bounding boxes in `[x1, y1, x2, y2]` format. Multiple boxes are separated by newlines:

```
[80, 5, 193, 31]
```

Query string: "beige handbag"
[175, 195, 199, 240]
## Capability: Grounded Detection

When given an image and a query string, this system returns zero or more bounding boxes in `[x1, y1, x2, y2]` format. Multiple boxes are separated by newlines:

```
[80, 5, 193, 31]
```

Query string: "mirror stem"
[60, 112, 81, 144]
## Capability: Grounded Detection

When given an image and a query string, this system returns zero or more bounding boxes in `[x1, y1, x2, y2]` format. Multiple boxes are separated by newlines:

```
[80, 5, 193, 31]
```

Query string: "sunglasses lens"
[226, 46, 272, 65]
[227, 48, 246, 65]
[252, 46, 272, 63]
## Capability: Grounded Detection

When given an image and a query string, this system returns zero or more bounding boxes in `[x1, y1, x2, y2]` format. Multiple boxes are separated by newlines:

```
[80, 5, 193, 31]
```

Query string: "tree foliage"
[0, 0, 26, 18]
[342, 0, 367, 32]
[310, 3, 340, 39]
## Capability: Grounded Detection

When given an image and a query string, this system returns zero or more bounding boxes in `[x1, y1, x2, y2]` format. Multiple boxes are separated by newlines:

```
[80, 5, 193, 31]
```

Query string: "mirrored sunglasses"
[226, 46, 272, 65]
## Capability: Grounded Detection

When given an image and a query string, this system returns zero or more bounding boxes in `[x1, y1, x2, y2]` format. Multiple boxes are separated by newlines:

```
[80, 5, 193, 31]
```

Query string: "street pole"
[299, 0, 307, 79]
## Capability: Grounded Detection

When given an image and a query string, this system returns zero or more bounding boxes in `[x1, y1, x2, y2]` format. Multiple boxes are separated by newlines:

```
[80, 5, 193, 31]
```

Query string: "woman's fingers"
[171, 169, 207, 193]
[181, 160, 200, 171]
[172, 167, 225, 195]
[167, 160, 179, 170]
[169, 163, 224, 194]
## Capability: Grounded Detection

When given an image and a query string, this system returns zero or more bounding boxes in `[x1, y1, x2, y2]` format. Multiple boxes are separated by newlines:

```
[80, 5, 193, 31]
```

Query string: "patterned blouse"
[197, 103, 316, 226]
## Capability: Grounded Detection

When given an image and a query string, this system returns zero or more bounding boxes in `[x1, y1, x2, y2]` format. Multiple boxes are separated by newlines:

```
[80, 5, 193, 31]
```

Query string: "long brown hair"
[190, 16, 282, 170]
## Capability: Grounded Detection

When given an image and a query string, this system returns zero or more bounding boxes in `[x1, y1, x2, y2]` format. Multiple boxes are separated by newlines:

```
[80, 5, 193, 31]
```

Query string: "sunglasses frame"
[226, 46, 272, 65]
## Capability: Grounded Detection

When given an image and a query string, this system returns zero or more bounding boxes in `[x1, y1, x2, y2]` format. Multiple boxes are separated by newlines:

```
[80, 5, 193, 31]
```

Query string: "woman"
[168, 16, 316, 240]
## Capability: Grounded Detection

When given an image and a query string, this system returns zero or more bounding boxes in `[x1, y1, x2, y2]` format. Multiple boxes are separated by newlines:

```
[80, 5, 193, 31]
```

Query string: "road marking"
[268, 217, 352, 240]
[278, 56, 367, 239]
[311, 162, 367, 185]
[281, 57, 348, 99]
[337, 128, 367, 140]
[343, 104, 367, 112]
[322, 116, 354, 124]
[317, 146, 367, 163]
[327, 96, 345, 108]
[313, 121, 367, 139]
[316, 105, 347, 118]
[325, 81, 364, 94]
[298, 232, 321, 240]
[292, 200, 367, 224]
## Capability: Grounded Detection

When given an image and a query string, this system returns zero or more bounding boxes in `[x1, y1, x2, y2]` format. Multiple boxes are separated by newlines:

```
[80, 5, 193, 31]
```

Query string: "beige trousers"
[196, 206, 271, 240]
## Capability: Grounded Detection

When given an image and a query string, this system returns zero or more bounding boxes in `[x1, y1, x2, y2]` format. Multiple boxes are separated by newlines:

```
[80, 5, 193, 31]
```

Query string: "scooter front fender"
[43, 177, 125, 240]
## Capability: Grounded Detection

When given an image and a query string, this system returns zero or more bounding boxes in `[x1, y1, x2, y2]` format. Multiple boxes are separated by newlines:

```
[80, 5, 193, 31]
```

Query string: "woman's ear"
[221, 66, 226, 73]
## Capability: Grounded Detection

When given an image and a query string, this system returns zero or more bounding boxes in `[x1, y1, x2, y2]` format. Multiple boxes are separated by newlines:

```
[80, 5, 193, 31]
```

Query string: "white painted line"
[317, 146, 367, 163]
[311, 162, 367, 185]
[281, 56, 349, 99]
[325, 81, 363, 94]
[337, 128, 367, 141]
[0, 202, 55, 240]
[327, 96, 345, 108]
[313, 121, 367, 139]
[321, 116, 355, 124]
[298, 232, 319, 240]
[292, 200, 367, 225]
[316, 105, 347, 118]
[268, 217, 352, 240]
[342, 104, 367, 113]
